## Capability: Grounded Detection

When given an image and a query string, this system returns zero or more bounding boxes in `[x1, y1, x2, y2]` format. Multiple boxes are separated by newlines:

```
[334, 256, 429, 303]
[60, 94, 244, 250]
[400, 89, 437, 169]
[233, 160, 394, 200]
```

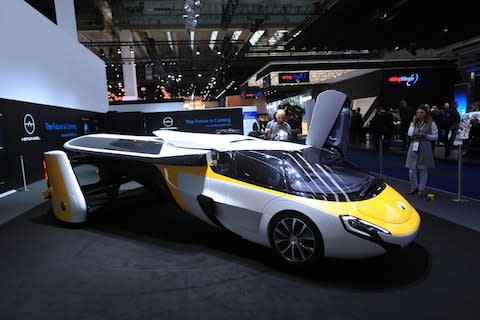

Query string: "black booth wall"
[380, 66, 458, 108]
[0, 101, 246, 190]
[0, 98, 101, 189]
[315, 70, 384, 105]
[313, 66, 458, 110]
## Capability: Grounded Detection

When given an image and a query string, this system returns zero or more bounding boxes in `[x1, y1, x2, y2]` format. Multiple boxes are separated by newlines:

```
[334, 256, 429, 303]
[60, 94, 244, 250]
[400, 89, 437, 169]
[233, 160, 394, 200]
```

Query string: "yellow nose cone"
[358, 185, 413, 224]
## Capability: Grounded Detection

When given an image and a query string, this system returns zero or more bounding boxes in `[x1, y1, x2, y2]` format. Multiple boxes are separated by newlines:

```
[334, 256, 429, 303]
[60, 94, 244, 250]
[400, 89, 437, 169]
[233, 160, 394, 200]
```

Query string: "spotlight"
[130, 46, 134, 53]
[196, 47, 201, 55]
[117, 47, 121, 54]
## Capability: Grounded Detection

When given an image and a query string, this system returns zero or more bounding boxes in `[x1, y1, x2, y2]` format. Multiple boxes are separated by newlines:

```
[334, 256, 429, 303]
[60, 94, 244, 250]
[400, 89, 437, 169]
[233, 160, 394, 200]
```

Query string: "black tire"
[268, 211, 324, 268]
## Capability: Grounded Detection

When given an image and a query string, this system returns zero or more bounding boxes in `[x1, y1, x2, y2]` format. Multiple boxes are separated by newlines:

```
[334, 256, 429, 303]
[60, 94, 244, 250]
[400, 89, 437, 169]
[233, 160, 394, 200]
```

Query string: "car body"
[42, 90, 420, 267]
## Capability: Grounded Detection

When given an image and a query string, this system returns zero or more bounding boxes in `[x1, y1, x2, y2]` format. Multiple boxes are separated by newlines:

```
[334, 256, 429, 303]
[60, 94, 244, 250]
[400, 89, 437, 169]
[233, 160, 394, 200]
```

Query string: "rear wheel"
[269, 212, 323, 267]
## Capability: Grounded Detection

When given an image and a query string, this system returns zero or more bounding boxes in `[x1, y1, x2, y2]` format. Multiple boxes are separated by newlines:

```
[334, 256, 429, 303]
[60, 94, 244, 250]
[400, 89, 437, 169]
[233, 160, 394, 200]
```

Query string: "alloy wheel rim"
[273, 217, 316, 262]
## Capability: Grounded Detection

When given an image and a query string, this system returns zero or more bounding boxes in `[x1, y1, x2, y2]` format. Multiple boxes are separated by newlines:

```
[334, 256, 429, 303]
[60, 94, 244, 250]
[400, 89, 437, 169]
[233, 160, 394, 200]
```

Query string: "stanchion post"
[379, 134, 383, 177]
[453, 141, 466, 202]
[20, 155, 30, 191]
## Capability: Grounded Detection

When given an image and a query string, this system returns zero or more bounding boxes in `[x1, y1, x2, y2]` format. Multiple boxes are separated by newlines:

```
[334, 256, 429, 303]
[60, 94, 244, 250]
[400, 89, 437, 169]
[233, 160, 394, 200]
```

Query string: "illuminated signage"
[44, 122, 79, 138]
[388, 73, 419, 87]
[21, 113, 41, 142]
[245, 92, 263, 98]
[279, 72, 309, 84]
[148, 108, 243, 134]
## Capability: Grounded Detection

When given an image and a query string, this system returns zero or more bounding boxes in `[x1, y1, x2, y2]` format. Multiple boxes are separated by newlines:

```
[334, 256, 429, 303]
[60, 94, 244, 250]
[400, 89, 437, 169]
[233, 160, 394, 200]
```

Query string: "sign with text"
[278, 72, 309, 84]
[387, 73, 420, 87]
[146, 108, 244, 134]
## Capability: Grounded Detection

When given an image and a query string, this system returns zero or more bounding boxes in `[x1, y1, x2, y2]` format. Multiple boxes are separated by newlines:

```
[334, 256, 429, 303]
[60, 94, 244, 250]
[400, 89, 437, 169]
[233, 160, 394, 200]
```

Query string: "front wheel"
[269, 212, 323, 268]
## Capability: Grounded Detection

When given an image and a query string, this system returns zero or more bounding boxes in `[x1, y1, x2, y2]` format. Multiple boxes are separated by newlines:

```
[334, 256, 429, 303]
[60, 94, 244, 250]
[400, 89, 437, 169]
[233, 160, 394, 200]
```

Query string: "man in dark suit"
[399, 99, 416, 151]
[445, 101, 461, 157]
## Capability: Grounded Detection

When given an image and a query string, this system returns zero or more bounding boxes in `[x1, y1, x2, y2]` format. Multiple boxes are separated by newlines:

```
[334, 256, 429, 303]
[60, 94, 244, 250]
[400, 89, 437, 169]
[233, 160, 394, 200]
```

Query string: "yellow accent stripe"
[155, 164, 420, 236]
[154, 164, 207, 214]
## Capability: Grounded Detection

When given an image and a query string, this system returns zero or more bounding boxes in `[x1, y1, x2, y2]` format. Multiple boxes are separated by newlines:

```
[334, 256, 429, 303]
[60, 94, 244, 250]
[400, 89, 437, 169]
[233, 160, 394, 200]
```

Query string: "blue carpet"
[348, 148, 479, 200]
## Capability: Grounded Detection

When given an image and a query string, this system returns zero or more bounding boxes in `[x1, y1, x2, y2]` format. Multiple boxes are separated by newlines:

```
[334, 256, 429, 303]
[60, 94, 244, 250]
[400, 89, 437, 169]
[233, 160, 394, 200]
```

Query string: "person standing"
[445, 101, 461, 157]
[438, 102, 451, 147]
[399, 99, 416, 151]
[284, 103, 304, 142]
[350, 108, 363, 144]
[370, 106, 394, 151]
[405, 104, 438, 196]
[430, 105, 441, 152]
[265, 109, 291, 141]
[463, 117, 480, 157]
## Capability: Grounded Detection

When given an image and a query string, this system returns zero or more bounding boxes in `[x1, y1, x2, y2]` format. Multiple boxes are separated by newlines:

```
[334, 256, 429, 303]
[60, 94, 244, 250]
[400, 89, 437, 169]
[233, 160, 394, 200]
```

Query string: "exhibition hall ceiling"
[74, 0, 480, 99]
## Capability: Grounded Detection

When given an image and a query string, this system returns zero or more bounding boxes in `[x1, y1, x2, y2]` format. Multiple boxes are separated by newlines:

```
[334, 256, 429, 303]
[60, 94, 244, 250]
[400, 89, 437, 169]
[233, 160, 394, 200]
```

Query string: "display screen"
[454, 83, 469, 116]
[278, 72, 309, 84]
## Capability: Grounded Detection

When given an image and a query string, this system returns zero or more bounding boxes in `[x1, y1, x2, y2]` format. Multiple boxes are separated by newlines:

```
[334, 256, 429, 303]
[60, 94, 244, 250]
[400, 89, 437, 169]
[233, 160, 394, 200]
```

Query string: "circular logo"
[406, 73, 419, 87]
[163, 116, 174, 127]
[24, 114, 35, 135]
[397, 201, 406, 210]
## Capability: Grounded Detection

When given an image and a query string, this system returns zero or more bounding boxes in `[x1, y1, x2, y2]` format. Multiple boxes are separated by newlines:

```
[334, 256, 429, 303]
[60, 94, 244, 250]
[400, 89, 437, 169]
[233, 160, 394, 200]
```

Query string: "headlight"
[340, 215, 391, 238]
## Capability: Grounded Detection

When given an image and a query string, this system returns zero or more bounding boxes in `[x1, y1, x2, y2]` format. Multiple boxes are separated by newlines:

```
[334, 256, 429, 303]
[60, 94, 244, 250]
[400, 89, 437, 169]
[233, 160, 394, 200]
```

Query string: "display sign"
[146, 108, 244, 134]
[244, 92, 263, 98]
[242, 106, 257, 135]
[241, 86, 263, 99]
[44, 121, 78, 139]
[454, 83, 469, 116]
[1, 98, 100, 188]
[387, 73, 420, 87]
[278, 72, 309, 84]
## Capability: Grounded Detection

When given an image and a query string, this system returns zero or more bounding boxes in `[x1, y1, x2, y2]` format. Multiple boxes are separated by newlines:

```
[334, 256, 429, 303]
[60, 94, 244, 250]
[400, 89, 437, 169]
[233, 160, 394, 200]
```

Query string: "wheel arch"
[267, 210, 325, 257]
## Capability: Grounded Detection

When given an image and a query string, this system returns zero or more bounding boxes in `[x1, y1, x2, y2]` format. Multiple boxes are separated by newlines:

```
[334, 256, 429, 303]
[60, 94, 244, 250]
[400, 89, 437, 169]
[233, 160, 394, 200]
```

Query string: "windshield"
[283, 147, 382, 201]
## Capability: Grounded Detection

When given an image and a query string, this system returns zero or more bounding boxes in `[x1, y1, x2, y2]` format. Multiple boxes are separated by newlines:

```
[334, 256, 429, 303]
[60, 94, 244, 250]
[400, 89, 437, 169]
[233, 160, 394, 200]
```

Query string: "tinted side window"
[212, 151, 235, 177]
[235, 151, 284, 190]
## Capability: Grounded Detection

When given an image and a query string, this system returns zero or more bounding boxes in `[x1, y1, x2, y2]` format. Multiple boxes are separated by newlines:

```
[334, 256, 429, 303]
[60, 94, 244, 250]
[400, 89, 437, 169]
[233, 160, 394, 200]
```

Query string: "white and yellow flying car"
[42, 90, 420, 267]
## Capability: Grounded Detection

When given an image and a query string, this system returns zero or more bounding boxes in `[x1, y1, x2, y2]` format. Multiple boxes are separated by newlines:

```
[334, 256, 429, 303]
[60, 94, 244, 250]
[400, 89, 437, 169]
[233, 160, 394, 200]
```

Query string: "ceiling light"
[117, 47, 121, 54]
[264, 30, 282, 44]
[209, 31, 218, 50]
[231, 30, 242, 42]
[196, 47, 201, 55]
[198, 73, 202, 77]
[249, 30, 265, 46]
[189, 31, 195, 50]
[129, 46, 134, 53]
[166, 31, 174, 51]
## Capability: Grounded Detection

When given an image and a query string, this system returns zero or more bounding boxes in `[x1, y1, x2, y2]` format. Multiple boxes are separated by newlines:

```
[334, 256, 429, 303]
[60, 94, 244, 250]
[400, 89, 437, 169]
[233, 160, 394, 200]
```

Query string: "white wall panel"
[0, 0, 108, 112]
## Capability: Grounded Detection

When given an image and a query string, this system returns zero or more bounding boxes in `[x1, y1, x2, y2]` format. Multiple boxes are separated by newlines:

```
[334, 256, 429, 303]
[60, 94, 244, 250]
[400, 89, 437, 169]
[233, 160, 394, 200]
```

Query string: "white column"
[54, 0, 77, 39]
[119, 30, 138, 100]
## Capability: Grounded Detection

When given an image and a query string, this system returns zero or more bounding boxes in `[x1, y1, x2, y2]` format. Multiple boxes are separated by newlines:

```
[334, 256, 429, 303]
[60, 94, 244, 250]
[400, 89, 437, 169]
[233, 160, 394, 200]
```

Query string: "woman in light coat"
[405, 104, 438, 196]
